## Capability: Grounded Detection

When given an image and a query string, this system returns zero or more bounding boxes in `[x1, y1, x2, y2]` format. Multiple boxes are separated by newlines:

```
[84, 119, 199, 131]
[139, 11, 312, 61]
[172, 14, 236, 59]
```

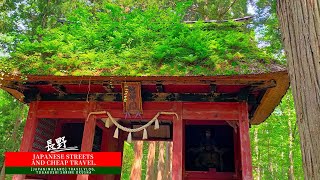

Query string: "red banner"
[5, 152, 122, 167]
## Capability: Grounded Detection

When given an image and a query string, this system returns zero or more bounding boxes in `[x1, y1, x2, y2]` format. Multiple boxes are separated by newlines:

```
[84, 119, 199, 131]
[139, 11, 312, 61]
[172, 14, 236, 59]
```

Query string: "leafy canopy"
[1, 2, 281, 76]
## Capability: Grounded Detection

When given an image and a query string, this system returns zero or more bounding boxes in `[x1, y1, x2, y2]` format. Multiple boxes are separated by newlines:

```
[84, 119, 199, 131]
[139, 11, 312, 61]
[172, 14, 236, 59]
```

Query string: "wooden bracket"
[156, 83, 164, 93]
[103, 82, 114, 93]
[52, 84, 67, 95]
[238, 87, 250, 101]
[23, 87, 40, 103]
[210, 84, 217, 93]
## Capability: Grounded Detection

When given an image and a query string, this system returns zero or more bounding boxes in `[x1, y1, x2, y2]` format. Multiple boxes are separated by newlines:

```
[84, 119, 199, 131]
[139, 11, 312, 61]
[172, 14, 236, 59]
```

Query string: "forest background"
[0, 0, 303, 179]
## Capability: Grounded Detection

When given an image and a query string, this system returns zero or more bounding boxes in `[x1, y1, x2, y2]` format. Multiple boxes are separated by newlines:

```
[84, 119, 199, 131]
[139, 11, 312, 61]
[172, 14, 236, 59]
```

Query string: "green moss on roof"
[1, 4, 285, 76]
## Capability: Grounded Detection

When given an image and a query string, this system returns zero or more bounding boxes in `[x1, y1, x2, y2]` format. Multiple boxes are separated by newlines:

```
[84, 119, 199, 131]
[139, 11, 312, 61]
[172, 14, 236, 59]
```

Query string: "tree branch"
[219, 0, 239, 19]
[184, 15, 253, 24]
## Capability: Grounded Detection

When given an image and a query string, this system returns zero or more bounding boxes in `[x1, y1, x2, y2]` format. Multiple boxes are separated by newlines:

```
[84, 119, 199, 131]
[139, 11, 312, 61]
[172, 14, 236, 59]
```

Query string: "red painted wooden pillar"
[239, 102, 253, 180]
[77, 102, 97, 180]
[100, 129, 109, 152]
[101, 126, 125, 180]
[114, 132, 125, 180]
[172, 102, 184, 180]
[233, 126, 241, 179]
[53, 120, 63, 140]
[12, 101, 39, 180]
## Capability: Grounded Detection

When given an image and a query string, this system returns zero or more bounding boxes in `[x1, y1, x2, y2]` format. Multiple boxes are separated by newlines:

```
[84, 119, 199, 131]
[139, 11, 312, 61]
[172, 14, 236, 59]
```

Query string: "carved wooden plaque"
[122, 82, 143, 115]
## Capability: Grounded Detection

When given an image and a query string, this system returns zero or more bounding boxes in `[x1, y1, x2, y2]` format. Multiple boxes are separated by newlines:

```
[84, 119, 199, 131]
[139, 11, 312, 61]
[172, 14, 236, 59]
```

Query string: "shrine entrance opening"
[184, 120, 239, 180]
[61, 123, 103, 152]
[185, 123, 235, 172]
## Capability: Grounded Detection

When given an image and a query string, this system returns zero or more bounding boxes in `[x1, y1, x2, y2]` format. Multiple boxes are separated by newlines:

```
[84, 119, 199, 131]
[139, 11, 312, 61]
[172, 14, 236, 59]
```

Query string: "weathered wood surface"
[122, 82, 143, 115]
[1, 71, 289, 125]
[34, 101, 242, 121]
[172, 103, 183, 180]
[277, 0, 320, 179]
[239, 102, 253, 180]
[76, 102, 96, 180]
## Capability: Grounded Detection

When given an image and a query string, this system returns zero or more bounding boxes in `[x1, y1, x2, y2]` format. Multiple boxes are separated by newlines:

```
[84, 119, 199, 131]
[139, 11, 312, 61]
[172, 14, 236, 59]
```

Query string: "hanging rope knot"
[86, 111, 107, 122]
[86, 111, 179, 142]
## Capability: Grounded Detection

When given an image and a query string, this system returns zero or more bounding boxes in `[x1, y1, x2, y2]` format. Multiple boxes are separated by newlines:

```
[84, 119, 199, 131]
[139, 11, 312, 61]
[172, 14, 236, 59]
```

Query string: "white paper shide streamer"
[87, 111, 178, 142]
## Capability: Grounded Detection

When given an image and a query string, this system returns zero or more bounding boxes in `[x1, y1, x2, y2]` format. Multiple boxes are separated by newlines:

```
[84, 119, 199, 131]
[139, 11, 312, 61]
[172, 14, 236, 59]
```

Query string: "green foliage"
[250, 90, 303, 179]
[185, 0, 248, 20]
[253, 0, 285, 62]
[121, 142, 134, 180]
[0, 90, 27, 167]
[1, 2, 281, 76]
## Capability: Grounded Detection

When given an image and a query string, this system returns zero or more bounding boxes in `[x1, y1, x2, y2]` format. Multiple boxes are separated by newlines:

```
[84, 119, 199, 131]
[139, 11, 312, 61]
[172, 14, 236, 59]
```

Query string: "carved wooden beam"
[28, 92, 249, 102]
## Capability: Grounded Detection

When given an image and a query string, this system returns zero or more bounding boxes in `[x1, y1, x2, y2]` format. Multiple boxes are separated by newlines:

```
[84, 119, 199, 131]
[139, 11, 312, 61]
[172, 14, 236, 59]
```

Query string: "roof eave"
[250, 71, 290, 125]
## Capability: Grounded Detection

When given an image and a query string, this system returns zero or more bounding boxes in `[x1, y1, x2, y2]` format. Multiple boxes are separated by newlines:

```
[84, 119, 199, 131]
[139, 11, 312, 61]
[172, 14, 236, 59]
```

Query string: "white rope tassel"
[154, 118, 160, 130]
[86, 111, 178, 143]
[113, 128, 119, 139]
[104, 118, 110, 128]
[85, 111, 179, 140]
[127, 132, 132, 143]
[143, 128, 148, 140]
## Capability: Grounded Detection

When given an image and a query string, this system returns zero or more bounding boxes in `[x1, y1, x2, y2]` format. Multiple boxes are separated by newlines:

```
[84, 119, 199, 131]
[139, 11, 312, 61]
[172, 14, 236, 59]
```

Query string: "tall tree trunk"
[281, 140, 285, 178]
[130, 141, 144, 180]
[157, 142, 165, 180]
[266, 123, 273, 179]
[0, 166, 5, 180]
[286, 95, 295, 180]
[254, 128, 261, 180]
[288, 112, 295, 180]
[204, 0, 209, 21]
[278, 99, 287, 178]
[164, 141, 172, 180]
[146, 141, 156, 180]
[169, 141, 173, 180]
[277, 1, 320, 178]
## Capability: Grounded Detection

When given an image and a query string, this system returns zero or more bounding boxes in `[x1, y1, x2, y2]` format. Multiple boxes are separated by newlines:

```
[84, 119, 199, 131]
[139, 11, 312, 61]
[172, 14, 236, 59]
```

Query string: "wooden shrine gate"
[0, 71, 289, 180]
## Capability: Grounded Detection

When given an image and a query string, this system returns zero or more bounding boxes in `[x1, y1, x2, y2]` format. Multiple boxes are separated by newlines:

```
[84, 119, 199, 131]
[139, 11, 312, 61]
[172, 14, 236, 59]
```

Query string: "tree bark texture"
[0, 166, 5, 180]
[157, 142, 165, 180]
[277, 0, 320, 178]
[130, 141, 144, 180]
[164, 142, 172, 180]
[146, 141, 156, 180]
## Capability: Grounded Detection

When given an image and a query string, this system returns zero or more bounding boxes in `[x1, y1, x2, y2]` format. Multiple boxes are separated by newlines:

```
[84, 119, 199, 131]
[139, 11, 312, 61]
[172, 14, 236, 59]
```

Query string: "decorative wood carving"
[122, 82, 143, 115]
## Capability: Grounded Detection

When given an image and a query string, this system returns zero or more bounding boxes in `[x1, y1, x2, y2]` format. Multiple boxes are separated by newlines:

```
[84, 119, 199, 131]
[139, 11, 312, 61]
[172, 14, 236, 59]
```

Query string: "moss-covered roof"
[0, 6, 285, 76]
